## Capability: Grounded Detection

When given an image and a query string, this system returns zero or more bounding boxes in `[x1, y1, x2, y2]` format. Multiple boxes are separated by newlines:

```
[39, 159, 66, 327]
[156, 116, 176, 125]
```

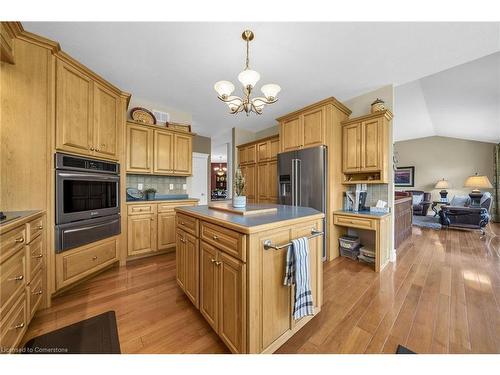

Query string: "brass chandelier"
[214, 30, 281, 116]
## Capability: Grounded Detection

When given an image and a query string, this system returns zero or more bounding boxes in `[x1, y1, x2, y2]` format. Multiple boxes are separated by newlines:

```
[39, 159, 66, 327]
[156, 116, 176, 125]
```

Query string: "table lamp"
[434, 178, 450, 202]
[464, 173, 493, 207]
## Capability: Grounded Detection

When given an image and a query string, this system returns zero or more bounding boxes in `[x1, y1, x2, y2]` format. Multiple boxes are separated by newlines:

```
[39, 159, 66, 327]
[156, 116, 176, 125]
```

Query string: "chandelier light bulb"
[261, 84, 281, 101]
[214, 80, 235, 98]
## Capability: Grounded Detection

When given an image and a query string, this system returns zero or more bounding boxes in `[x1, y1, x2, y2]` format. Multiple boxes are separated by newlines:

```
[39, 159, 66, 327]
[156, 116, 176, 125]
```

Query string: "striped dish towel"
[283, 237, 314, 320]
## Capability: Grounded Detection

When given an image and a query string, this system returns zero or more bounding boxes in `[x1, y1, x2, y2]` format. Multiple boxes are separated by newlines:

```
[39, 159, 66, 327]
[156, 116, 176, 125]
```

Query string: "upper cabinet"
[126, 121, 193, 176]
[0, 23, 15, 63]
[277, 97, 350, 152]
[341, 110, 393, 184]
[55, 58, 123, 161]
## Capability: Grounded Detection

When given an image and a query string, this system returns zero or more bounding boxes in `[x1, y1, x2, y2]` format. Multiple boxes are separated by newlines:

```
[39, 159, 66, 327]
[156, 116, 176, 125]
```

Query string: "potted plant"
[233, 167, 246, 208]
[143, 187, 157, 201]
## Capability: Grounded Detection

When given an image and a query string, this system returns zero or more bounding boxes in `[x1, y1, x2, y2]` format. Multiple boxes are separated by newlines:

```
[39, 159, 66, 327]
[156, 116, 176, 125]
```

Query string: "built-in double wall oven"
[55, 153, 121, 253]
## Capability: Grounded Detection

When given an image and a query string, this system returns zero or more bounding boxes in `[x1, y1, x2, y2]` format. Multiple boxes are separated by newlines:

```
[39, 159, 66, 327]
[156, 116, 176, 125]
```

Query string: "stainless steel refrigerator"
[277, 145, 327, 259]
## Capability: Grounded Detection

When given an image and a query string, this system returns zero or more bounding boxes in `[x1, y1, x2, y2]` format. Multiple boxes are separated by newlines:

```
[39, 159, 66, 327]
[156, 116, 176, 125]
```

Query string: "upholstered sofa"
[439, 192, 492, 234]
[405, 190, 432, 216]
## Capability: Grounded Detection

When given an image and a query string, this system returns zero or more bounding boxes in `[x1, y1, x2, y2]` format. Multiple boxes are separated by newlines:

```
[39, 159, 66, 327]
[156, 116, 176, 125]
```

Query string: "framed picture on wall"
[395, 166, 415, 187]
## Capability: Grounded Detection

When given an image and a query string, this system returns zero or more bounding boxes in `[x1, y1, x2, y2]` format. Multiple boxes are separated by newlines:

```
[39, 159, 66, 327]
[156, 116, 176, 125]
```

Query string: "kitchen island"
[174, 204, 324, 354]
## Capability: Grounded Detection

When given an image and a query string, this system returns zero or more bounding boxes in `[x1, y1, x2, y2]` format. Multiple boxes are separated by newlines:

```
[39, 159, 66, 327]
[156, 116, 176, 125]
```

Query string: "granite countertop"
[176, 204, 324, 234]
[334, 209, 390, 219]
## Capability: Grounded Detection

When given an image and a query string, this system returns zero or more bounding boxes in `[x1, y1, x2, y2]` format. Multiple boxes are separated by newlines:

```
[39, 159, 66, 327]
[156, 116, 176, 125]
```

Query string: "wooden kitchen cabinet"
[127, 214, 157, 256]
[173, 133, 192, 175]
[237, 135, 279, 203]
[153, 130, 173, 174]
[56, 59, 122, 161]
[200, 241, 219, 330]
[277, 97, 351, 153]
[176, 229, 199, 307]
[157, 212, 176, 250]
[341, 110, 393, 184]
[126, 122, 193, 176]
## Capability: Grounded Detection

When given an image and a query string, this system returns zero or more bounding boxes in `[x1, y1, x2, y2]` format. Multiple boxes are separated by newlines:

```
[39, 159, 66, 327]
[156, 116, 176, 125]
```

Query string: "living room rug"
[23, 311, 120, 354]
[412, 215, 442, 230]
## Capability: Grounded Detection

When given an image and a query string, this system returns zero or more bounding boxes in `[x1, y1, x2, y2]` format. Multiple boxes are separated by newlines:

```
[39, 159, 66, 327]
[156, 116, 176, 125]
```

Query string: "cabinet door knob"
[37, 225, 43, 230]
[8, 275, 24, 282]
[12, 323, 25, 330]
[32, 254, 43, 259]
[15, 237, 24, 243]
[90, 146, 95, 151]
[213, 235, 218, 240]
[215, 261, 222, 266]
[92, 256, 98, 261]
[33, 290, 43, 295]
[181, 221, 185, 225]
[210, 258, 216, 263]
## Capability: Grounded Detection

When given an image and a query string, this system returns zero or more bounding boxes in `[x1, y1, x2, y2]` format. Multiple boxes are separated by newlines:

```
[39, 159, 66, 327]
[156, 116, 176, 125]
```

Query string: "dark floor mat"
[396, 344, 416, 354]
[23, 311, 120, 354]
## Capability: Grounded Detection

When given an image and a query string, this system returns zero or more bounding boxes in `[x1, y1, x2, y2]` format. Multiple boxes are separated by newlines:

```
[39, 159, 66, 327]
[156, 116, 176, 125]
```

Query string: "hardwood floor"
[24, 224, 500, 354]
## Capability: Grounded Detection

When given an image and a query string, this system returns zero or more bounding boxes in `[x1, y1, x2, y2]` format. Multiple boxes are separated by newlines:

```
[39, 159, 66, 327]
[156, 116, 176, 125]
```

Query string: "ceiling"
[24, 22, 500, 140]
[394, 52, 500, 144]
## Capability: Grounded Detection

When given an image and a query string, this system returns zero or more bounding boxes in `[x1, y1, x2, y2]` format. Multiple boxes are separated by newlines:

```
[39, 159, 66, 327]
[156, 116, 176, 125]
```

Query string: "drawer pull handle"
[37, 225, 43, 230]
[215, 261, 222, 266]
[8, 275, 24, 282]
[33, 290, 43, 295]
[92, 256, 98, 261]
[210, 258, 216, 263]
[213, 235, 218, 240]
[12, 323, 25, 330]
[180, 238, 186, 243]
[15, 237, 25, 243]
[33, 254, 43, 259]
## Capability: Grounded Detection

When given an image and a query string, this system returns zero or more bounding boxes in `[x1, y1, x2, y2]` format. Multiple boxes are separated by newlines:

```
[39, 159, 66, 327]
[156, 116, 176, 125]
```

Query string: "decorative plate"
[130, 107, 156, 125]
[126, 188, 144, 200]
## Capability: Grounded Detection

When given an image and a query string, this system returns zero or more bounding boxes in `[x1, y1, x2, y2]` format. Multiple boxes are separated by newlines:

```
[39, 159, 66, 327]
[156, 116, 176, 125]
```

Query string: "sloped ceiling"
[23, 22, 500, 139]
[394, 52, 500, 143]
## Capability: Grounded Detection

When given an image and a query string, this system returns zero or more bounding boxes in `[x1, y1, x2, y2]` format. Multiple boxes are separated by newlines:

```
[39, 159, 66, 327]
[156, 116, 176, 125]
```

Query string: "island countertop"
[175, 204, 324, 234]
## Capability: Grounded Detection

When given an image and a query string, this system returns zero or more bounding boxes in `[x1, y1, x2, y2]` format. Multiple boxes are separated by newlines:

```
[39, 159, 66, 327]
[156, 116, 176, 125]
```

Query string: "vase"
[232, 195, 246, 208]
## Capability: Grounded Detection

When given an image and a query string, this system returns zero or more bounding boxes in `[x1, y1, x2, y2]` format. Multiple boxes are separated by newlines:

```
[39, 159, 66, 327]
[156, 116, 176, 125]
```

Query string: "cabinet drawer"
[26, 234, 44, 283]
[0, 250, 26, 321]
[334, 215, 374, 230]
[26, 215, 44, 244]
[0, 293, 27, 353]
[28, 269, 43, 320]
[0, 226, 26, 263]
[127, 204, 157, 215]
[200, 221, 245, 262]
[176, 213, 198, 237]
[58, 237, 117, 288]
[158, 201, 196, 213]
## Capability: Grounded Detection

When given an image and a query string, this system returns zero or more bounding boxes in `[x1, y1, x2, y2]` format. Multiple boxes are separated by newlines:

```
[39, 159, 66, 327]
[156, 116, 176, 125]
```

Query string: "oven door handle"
[57, 172, 120, 181]
[62, 218, 120, 234]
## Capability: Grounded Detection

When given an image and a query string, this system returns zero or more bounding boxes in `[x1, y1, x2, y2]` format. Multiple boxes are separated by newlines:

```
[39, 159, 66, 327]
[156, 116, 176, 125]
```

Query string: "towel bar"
[263, 229, 324, 250]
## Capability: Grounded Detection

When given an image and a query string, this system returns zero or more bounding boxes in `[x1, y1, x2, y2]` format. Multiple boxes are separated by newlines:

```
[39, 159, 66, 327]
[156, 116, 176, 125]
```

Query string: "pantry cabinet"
[341, 110, 393, 184]
[237, 135, 279, 204]
[56, 59, 121, 161]
[126, 121, 193, 176]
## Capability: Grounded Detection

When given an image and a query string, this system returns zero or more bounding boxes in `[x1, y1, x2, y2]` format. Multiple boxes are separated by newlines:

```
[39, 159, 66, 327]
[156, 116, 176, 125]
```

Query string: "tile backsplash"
[346, 184, 389, 207]
[126, 174, 187, 195]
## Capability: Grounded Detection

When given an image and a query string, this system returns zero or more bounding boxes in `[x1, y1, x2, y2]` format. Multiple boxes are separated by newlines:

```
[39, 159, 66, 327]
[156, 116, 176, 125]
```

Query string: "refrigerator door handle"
[296, 159, 301, 205]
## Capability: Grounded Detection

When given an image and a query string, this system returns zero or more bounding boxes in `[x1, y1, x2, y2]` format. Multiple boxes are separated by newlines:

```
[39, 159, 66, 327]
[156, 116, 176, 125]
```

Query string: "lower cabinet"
[158, 212, 176, 250]
[56, 236, 118, 290]
[199, 241, 246, 353]
[176, 228, 199, 308]
[127, 214, 157, 256]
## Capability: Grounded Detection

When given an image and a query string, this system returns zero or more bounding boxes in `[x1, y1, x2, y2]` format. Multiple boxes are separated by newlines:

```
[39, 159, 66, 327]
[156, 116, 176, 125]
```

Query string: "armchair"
[439, 192, 492, 234]
[405, 190, 432, 216]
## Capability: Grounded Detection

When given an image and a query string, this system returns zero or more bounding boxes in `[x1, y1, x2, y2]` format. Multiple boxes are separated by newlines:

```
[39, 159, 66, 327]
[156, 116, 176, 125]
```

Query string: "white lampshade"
[464, 173, 493, 189]
[214, 80, 235, 98]
[261, 83, 281, 100]
[238, 69, 260, 89]
[434, 179, 450, 189]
